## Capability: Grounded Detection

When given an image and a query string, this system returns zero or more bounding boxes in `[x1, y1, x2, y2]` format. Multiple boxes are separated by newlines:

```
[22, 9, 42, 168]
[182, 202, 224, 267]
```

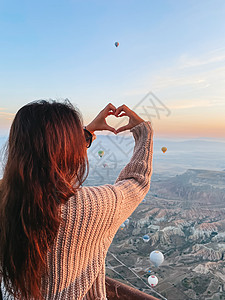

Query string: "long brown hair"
[0, 100, 88, 299]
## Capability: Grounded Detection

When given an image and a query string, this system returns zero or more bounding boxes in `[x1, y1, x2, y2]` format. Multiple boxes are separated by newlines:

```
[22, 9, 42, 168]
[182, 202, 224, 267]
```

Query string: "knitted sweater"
[1, 121, 153, 300]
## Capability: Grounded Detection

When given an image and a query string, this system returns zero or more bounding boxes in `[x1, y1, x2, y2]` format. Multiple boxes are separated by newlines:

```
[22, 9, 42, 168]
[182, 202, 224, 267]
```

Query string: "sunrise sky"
[0, 0, 225, 138]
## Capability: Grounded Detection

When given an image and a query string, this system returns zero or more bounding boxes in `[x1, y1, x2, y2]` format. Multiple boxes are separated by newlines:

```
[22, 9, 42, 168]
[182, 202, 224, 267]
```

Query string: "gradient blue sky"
[0, 0, 225, 137]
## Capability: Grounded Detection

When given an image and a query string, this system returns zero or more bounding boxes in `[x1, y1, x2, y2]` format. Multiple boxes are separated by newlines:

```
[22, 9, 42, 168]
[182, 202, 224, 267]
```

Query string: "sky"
[0, 0, 225, 138]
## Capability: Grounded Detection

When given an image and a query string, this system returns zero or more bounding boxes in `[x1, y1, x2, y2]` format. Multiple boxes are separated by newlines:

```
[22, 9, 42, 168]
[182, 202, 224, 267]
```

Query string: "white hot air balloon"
[150, 250, 164, 267]
[124, 219, 129, 226]
[148, 275, 158, 287]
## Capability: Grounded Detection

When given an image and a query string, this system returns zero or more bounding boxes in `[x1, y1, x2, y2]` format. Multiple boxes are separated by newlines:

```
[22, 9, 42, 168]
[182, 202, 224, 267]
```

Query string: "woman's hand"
[115, 104, 144, 134]
[86, 103, 117, 134]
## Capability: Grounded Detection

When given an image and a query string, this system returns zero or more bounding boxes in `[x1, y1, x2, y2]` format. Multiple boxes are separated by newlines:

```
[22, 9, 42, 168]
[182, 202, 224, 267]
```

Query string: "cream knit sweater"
[1, 121, 153, 300]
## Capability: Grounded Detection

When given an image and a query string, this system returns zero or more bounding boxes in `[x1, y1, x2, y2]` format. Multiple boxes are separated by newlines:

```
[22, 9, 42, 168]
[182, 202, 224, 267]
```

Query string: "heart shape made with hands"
[89, 104, 143, 134]
[105, 114, 129, 131]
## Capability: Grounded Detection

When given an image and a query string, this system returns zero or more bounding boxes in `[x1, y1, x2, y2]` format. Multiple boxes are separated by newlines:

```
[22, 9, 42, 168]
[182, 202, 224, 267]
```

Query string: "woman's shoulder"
[66, 184, 121, 217]
[76, 184, 121, 203]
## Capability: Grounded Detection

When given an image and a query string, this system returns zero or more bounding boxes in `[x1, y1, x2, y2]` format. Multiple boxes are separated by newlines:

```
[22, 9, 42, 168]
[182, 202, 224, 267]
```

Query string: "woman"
[0, 100, 153, 299]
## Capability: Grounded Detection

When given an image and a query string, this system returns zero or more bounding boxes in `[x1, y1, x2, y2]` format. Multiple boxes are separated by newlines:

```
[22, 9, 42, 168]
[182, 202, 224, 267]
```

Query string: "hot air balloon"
[142, 234, 150, 243]
[120, 223, 125, 230]
[124, 219, 129, 226]
[103, 163, 108, 168]
[142, 199, 147, 204]
[98, 150, 104, 158]
[148, 275, 158, 287]
[161, 147, 167, 153]
[115, 42, 119, 47]
[150, 250, 164, 267]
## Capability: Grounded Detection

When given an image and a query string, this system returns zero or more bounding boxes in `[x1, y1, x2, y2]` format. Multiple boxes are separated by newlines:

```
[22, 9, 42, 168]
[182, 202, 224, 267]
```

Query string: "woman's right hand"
[115, 104, 144, 134]
[86, 103, 117, 134]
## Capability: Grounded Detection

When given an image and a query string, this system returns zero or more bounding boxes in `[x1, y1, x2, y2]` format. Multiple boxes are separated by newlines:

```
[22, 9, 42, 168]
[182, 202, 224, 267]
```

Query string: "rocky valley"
[105, 169, 225, 300]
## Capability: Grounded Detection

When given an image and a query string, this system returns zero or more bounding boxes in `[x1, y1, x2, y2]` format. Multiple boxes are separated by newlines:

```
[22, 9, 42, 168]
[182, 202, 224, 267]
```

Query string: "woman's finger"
[115, 104, 129, 117]
[117, 112, 127, 117]
[106, 103, 117, 114]
[116, 124, 131, 134]
[107, 111, 116, 116]
[104, 124, 117, 134]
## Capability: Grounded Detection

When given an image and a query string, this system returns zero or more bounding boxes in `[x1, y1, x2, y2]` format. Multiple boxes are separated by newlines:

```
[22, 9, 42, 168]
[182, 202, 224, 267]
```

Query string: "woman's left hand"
[86, 103, 117, 134]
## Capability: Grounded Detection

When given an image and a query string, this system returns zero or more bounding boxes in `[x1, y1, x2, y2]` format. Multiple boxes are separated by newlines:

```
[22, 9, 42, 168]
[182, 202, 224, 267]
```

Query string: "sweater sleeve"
[105, 121, 153, 238]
